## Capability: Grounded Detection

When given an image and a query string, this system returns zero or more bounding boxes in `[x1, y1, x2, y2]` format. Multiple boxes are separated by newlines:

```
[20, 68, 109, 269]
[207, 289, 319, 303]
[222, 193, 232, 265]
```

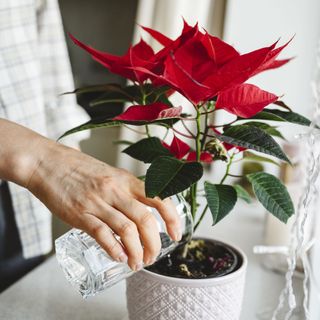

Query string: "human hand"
[25, 140, 181, 271]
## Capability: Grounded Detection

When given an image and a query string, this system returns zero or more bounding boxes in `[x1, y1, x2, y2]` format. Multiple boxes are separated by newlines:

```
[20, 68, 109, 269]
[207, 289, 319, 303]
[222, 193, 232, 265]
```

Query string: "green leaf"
[266, 109, 311, 126]
[145, 156, 203, 199]
[90, 98, 132, 107]
[243, 151, 280, 166]
[89, 86, 143, 107]
[154, 93, 173, 106]
[233, 184, 251, 203]
[113, 140, 134, 146]
[61, 84, 124, 95]
[123, 137, 171, 163]
[215, 125, 290, 163]
[247, 172, 295, 223]
[243, 121, 285, 140]
[250, 109, 311, 126]
[63, 84, 173, 106]
[247, 111, 285, 121]
[273, 100, 292, 112]
[264, 128, 285, 140]
[144, 85, 173, 106]
[62, 83, 174, 110]
[59, 116, 180, 140]
[119, 84, 171, 105]
[59, 119, 122, 139]
[204, 182, 237, 225]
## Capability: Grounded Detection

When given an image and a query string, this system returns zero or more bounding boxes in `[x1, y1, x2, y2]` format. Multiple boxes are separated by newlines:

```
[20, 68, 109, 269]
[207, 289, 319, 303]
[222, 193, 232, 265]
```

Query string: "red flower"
[138, 21, 242, 102]
[142, 20, 238, 71]
[140, 25, 173, 47]
[167, 40, 277, 104]
[224, 143, 246, 153]
[163, 135, 190, 159]
[113, 103, 182, 122]
[71, 20, 291, 118]
[162, 134, 212, 162]
[216, 84, 278, 118]
[187, 151, 213, 163]
[252, 38, 293, 75]
[69, 34, 156, 83]
[138, 21, 290, 116]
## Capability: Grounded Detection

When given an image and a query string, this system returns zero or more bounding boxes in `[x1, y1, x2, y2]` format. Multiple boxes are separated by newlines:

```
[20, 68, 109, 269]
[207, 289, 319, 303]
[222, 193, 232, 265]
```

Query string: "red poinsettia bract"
[113, 103, 182, 122]
[186, 151, 213, 163]
[163, 135, 190, 159]
[70, 20, 290, 120]
[216, 84, 278, 118]
[69, 33, 156, 83]
[162, 135, 214, 163]
[140, 21, 290, 117]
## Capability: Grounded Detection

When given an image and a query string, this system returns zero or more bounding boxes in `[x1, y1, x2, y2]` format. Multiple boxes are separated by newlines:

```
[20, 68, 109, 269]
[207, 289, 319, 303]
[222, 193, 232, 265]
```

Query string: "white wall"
[224, 0, 320, 120]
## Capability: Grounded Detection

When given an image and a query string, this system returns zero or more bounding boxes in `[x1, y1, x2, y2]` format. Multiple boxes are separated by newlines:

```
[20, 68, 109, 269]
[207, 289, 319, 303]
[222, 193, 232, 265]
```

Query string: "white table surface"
[0, 202, 304, 320]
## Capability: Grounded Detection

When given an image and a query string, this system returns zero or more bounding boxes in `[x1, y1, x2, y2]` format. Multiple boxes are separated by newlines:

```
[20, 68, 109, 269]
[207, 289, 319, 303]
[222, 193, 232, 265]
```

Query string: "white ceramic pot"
[126, 239, 247, 320]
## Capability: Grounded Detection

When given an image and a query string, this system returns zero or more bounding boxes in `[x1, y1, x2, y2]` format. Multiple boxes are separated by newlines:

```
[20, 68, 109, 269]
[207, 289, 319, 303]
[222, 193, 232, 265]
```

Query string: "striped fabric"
[0, 0, 90, 258]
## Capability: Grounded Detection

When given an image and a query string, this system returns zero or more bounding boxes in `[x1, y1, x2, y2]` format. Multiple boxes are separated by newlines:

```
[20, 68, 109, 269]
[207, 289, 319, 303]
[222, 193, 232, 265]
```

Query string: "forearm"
[0, 118, 54, 187]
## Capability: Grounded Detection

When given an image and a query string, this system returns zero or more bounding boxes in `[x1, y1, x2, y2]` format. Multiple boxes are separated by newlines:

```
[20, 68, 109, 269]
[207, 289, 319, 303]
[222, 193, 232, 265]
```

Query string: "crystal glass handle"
[55, 194, 193, 298]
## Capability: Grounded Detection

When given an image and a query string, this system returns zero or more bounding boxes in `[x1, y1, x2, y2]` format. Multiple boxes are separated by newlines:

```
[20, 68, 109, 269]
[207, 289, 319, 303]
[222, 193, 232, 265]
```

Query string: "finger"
[133, 184, 182, 242]
[92, 201, 144, 271]
[79, 213, 128, 264]
[146, 197, 182, 242]
[112, 194, 161, 266]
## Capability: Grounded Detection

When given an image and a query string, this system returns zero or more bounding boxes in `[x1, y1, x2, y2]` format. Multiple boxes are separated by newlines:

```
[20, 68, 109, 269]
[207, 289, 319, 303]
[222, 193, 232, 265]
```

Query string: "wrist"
[12, 135, 55, 188]
[25, 138, 75, 197]
[23, 136, 57, 187]
[0, 119, 48, 186]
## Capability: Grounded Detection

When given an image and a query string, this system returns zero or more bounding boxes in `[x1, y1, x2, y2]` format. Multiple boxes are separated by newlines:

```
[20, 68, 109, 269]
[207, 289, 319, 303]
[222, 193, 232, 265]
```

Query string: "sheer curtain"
[117, 0, 227, 174]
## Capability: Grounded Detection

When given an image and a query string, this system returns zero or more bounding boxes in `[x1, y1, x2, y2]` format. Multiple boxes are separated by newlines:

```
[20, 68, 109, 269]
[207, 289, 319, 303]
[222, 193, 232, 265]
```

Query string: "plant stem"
[193, 204, 208, 232]
[162, 127, 169, 141]
[199, 109, 215, 116]
[210, 118, 238, 128]
[181, 120, 196, 138]
[192, 152, 236, 234]
[193, 103, 215, 231]
[190, 184, 197, 220]
[220, 152, 235, 184]
[140, 85, 151, 138]
[172, 127, 194, 139]
[200, 111, 209, 149]
[190, 109, 202, 220]
[181, 243, 189, 259]
[195, 109, 202, 161]
[145, 124, 150, 137]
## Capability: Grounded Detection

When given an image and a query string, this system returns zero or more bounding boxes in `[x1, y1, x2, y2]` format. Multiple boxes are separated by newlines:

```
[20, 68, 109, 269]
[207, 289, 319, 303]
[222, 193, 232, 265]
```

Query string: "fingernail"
[117, 252, 128, 263]
[174, 229, 182, 241]
[134, 262, 144, 271]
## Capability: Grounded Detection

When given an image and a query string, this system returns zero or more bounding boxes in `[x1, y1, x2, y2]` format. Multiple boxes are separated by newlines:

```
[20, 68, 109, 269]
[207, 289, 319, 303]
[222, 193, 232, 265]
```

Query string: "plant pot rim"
[139, 236, 248, 287]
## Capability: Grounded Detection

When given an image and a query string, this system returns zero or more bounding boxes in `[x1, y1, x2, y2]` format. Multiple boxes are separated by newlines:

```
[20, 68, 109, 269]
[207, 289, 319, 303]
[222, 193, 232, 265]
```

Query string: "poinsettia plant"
[62, 21, 311, 231]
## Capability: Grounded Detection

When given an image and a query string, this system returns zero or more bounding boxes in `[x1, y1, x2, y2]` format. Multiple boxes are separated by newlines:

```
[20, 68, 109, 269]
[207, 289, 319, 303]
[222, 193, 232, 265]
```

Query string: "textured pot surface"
[126, 239, 247, 320]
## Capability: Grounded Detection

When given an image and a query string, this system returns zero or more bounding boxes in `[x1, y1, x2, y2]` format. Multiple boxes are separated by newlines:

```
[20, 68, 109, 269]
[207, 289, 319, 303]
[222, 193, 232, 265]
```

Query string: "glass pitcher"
[55, 194, 193, 298]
